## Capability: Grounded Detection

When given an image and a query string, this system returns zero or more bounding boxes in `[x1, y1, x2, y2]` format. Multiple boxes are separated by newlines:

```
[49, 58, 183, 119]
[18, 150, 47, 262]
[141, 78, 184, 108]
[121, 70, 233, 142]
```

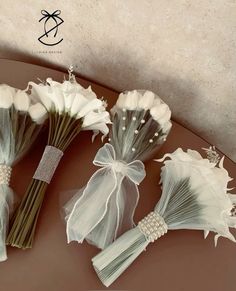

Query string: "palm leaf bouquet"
[64, 90, 172, 249]
[0, 84, 47, 261]
[92, 148, 236, 287]
[7, 70, 110, 249]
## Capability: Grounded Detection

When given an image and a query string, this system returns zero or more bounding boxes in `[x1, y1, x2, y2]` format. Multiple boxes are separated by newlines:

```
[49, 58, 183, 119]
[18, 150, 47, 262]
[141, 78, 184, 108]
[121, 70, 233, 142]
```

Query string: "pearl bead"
[122, 116, 126, 120]
[154, 132, 159, 136]
[138, 211, 168, 243]
[132, 117, 137, 121]
[149, 139, 153, 143]
[141, 119, 145, 124]
[0, 164, 12, 185]
[122, 126, 126, 131]
[132, 147, 136, 152]
[134, 130, 139, 134]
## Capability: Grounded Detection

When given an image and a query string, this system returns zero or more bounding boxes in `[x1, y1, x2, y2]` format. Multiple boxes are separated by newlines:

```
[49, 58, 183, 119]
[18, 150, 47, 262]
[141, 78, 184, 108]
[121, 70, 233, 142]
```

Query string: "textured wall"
[0, 0, 235, 161]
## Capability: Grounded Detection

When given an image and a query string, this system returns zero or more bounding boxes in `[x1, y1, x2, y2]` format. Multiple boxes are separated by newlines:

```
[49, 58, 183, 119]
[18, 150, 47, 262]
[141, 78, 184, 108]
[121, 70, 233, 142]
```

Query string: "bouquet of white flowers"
[0, 84, 47, 261]
[64, 90, 172, 249]
[7, 70, 110, 249]
[92, 148, 236, 287]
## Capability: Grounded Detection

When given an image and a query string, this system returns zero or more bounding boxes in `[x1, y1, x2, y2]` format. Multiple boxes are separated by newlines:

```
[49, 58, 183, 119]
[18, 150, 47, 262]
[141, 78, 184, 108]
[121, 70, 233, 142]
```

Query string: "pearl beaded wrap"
[0, 164, 12, 185]
[138, 211, 168, 243]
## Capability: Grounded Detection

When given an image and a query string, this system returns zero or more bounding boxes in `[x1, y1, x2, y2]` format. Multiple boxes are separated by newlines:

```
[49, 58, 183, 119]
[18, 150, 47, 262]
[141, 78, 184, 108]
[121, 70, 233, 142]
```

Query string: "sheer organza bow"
[65, 143, 146, 249]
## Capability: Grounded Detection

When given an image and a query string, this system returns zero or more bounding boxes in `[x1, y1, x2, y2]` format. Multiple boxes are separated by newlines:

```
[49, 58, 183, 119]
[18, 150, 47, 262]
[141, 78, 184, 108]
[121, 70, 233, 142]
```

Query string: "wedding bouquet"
[64, 90, 172, 249]
[92, 147, 236, 287]
[0, 84, 47, 260]
[7, 70, 110, 249]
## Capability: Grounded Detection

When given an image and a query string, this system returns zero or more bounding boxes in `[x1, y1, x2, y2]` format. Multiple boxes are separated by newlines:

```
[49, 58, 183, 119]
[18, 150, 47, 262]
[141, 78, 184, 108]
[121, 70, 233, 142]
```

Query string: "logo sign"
[38, 10, 64, 46]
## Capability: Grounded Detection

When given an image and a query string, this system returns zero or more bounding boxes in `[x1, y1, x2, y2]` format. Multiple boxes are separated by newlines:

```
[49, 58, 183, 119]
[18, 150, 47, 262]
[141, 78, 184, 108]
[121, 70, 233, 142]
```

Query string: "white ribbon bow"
[65, 143, 146, 249]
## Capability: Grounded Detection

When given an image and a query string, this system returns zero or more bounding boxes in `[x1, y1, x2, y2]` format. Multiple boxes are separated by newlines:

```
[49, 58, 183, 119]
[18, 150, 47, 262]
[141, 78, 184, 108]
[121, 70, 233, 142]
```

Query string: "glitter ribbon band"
[138, 211, 168, 243]
[33, 145, 64, 184]
[0, 164, 12, 186]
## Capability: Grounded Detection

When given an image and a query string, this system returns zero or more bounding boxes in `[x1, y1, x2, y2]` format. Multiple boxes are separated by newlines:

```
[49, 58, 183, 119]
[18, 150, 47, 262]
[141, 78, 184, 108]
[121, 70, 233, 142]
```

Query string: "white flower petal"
[138, 91, 155, 109]
[150, 103, 171, 125]
[0, 84, 15, 108]
[71, 93, 88, 117]
[124, 90, 140, 109]
[116, 93, 127, 108]
[78, 99, 103, 118]
[28, 103, 48, 124]
[14, 90, 30, 111]
[82, 111, 110, 128]
[29, 74, 110, 136]
[187, 149, 203, 160]
[29, 82, 52, 111]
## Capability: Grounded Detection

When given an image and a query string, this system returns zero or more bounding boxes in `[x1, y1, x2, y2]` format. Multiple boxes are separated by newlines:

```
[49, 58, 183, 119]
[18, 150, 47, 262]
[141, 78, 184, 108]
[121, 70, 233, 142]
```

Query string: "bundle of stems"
[7, 71, 110, 249]
[7, 112, 82, 249]
[92, 148, 236, 287]
[0, 84, 47, 259]
[64, 90, 172, 249]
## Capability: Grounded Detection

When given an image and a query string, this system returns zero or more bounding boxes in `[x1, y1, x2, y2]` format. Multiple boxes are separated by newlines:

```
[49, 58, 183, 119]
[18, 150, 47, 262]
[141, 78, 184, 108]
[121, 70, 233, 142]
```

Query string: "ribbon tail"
[115, 176, 140, 235]
[66, 167, 117, 245]
[86, 175, 140, 249]
[0, 185, 14, 262]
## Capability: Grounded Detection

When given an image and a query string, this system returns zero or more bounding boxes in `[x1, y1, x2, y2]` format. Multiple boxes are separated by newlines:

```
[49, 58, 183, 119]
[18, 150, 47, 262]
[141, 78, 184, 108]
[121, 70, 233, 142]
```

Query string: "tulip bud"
[150, 103, 171, 125]
[138, 91, 155, 109]
[14, 90, 30, 111]
[28, 103, 48, 124]
[0, 84, 15, 108]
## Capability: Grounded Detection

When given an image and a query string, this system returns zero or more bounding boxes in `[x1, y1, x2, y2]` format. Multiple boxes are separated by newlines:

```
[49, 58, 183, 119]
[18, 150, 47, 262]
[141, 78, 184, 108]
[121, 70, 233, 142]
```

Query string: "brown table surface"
[0, 59, 235, 291]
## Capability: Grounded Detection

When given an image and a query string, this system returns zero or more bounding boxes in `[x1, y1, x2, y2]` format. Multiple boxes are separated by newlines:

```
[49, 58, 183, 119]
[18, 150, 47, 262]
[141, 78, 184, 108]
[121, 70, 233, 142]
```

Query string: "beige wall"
[0, 0, 235, 161]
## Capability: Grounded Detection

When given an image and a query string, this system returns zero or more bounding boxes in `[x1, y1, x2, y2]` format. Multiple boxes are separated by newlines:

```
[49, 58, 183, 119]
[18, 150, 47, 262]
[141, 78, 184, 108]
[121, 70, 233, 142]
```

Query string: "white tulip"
[28, 103, 48, 124]
[138, 91, 155, 109]
[124, 90, 140, 110]
[116, 93, 127, 109]
[150, 103, 171, 125]
[13, 90, 30, 111]
[0, 84, 15, 108]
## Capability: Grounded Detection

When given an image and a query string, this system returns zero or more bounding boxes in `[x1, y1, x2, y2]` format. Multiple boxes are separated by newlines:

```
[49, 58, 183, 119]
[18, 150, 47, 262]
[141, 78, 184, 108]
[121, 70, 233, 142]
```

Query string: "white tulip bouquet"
[7, 70, 110, 249]
[64, 90, 172, 250]
[0, 84, 47, 261]
[92, 148, 236, 287]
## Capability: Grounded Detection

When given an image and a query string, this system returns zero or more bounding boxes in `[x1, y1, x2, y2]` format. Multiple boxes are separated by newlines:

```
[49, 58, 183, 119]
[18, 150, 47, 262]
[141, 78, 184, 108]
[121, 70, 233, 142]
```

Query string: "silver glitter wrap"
[33, 145, 64, 184]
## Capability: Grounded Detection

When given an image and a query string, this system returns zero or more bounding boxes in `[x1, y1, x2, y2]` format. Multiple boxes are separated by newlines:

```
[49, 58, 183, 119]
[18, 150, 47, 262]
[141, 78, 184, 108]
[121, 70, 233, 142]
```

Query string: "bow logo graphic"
[38, 10, 64, 46]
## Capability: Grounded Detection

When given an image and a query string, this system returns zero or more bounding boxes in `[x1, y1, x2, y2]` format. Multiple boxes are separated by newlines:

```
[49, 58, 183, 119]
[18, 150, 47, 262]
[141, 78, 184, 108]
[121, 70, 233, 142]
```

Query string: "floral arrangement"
[0, 84, 47, 260]
[92, 148, 236, 287]
[64, 90, 172, 249]
[7, 70, 110, 249]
